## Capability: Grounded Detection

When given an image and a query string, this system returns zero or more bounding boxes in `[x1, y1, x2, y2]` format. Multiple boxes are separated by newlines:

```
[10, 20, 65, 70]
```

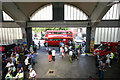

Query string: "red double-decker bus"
[44, 30, 73, 46]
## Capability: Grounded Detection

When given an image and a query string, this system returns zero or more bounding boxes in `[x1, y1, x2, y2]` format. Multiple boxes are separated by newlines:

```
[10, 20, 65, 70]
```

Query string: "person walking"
[52, 48, 56, 61]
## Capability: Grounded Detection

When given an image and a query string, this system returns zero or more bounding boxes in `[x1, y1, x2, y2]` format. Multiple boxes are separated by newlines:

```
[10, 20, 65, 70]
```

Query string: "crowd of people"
[95, 51, 120, 80]
[2, 43, 37, 80]
[47, 40, 86, 63]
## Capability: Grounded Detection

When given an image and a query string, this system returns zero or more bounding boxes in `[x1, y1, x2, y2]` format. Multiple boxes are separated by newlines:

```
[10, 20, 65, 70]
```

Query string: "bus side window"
[49, 32, 52, 34]
[53, 39, 57, 41]
[49, 39, 53, 41]
[68, 35, 71, 37]
[63, 39, 66, 41]
[63, 32, 66, 34]
[58, 39, 62, 41]
[58, 32, 62, 34]
[54, 32, 57, 34]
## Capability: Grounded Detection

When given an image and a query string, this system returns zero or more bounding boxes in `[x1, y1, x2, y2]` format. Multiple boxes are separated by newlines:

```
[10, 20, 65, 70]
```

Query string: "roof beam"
[1, 20, 119, 28]
[1, 22, 20, 28]
[27, 21, 89, 27]
[90, 2, 111, 27]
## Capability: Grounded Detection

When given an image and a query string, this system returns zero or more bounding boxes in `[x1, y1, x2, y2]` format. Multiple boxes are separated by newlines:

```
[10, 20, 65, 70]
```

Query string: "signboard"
[90, 41, 94, 53]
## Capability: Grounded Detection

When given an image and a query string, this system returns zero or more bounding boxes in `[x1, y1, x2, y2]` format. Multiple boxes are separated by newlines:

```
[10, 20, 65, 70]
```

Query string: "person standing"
[99, 63, 105, 80]
[106, 53, 111, 67]
[38, 41, 40, 49]
[61, 47, 64, 58]
[24, 57, 30, 71]
[45, 43, 49, 52]
[52, 48, 56, 61]
[48, 48, 52, 62]
[110, 51, 114, 66]
[69, 49, 73, 63]
[30, 45, 33, 52]
[64, 45, 68, 56]
[29, 68, 37, 80]
[5, 70, 13, 80]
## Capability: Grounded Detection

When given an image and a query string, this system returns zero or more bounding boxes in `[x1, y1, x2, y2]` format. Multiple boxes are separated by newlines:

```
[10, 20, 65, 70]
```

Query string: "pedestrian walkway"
[34, 46, 97, 78]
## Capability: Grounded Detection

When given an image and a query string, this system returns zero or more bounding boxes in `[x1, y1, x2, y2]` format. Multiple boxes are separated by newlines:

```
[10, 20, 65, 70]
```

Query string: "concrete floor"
[1, 46, 120, 79]
[33, 46, 120, 79]
[33, 46, 97, 78]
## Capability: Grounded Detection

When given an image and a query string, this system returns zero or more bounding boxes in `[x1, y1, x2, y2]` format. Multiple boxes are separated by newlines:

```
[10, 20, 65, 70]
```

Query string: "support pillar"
[90, 27, 96, 52]
[21, 28, 27, 42]
[0, 2, 2, 28]
[25, 27, 32, 49]
[53, 2, 64, 21]
[86, 27, 91, 53]
[119, 3, 120, 26]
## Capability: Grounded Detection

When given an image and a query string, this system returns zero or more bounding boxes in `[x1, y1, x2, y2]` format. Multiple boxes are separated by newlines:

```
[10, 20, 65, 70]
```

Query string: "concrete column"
[118, 4, 120, 26]
[86, 27, 91, 53]
[119, 4, 120, 20]
[90, 27, 96, 52]
[21, 28, 27, 41]
[25, 27, 32, 49]
[0, 1, 2, 22]
[53, 2, 64, 21]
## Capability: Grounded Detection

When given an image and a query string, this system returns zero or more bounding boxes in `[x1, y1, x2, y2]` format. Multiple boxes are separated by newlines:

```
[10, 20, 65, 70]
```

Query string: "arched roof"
[3, 2, 99, 19]
[2, 2, 113, 27]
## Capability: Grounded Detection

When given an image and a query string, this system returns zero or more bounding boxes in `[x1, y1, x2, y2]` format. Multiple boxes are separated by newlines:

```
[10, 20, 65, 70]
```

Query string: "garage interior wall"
[94, 27, 120, 44]
[0, 28, 22, 44]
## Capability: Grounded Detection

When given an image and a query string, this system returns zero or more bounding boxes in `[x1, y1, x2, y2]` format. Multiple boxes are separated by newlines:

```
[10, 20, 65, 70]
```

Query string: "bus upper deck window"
[46, 32, 48, 34]
[49, 32, 52, 34]
[58, 32, 62, 34]
[63, 32, 66, 34]
[54, 32, 57, 34]
[67, 32, 71, 34]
